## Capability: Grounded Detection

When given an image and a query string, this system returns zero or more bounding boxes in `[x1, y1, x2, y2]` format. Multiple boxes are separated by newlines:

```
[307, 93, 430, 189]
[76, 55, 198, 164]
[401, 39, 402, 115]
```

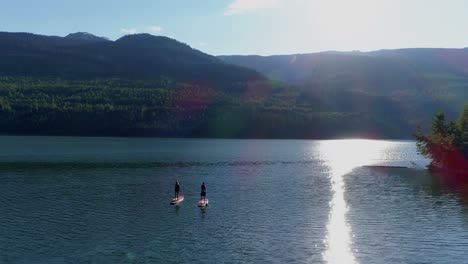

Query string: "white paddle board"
[197, 198, 209, 207]
[170, 195, 184, 205]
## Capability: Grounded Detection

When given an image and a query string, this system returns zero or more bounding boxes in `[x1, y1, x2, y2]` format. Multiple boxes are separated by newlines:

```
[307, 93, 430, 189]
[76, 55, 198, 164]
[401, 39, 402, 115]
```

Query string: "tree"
[415, 105, 468, 174]
[431, 112, 447, 137]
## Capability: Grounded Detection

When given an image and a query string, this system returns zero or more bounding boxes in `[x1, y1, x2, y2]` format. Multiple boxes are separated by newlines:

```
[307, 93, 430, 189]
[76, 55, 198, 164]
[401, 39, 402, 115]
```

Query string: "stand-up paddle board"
[197, 199, 209, 207]
[170, 195, 184, 205]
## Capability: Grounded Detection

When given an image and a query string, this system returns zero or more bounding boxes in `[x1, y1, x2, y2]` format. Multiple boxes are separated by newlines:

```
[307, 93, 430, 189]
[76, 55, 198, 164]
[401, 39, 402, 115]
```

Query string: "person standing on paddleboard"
[175, 180, 180, 199]
[201, 182, 206, 201]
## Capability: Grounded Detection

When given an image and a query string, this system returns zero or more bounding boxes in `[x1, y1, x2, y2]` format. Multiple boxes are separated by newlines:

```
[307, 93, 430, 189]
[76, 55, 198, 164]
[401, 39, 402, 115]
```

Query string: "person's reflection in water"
[200, 207, 207, 219]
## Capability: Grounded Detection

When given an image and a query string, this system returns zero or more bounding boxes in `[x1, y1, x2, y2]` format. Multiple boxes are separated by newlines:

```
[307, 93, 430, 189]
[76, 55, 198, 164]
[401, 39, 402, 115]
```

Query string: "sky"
[1, 0, 467, 56]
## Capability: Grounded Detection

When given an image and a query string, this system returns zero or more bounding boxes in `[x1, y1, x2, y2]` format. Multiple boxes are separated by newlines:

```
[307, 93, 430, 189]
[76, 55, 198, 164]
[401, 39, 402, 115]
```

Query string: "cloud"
[149, 25, 163, 33]
[121, 28, 137, 34]
[224, 0, 279, 15]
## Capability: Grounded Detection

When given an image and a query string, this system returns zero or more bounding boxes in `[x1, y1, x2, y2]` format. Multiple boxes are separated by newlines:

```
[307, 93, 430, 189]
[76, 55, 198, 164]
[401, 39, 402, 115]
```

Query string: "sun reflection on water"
[320, 139, 389, 264]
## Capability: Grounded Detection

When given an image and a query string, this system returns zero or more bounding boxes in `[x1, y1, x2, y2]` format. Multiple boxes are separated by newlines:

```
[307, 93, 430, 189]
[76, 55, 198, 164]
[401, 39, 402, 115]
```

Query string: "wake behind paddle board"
[170, 195, 184, 205]
[197, 199, 209, 207]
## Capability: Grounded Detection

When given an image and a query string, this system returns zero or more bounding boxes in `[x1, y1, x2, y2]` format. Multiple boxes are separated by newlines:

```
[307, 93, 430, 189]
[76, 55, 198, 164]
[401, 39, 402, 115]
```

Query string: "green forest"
[0, 77, 406, 138]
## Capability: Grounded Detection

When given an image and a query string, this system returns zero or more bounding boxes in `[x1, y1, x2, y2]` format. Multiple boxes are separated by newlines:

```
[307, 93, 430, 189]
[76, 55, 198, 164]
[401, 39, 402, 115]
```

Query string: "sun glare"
[321, 139, 385, 175]
[319, 139, 387, 264]
[307, 0, 383, 46]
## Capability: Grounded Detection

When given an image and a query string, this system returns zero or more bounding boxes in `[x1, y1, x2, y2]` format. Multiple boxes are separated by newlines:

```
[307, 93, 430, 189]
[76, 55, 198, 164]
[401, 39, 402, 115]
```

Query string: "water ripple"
[0, 159, 319, 171]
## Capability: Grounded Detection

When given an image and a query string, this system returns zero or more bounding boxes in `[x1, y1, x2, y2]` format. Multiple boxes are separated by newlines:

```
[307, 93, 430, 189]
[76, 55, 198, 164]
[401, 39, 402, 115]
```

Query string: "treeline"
[0, 77, 408, 138]
[415, 105, 468, 175]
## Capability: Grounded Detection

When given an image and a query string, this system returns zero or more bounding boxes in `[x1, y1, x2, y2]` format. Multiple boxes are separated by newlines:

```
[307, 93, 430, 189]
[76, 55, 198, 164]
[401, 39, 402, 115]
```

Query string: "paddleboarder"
[175, 180, 180, 199]
[201, 182, 206, 201]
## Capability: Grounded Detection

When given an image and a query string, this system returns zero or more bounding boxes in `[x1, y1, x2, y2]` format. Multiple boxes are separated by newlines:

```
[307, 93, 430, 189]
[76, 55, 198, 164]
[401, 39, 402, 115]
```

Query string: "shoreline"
[0, 133, 415, 141]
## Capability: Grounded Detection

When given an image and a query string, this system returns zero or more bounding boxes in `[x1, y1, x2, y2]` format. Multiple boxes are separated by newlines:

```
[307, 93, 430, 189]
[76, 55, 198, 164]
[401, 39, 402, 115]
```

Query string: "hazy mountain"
[219, 49, 468, 122]
[65, 32, 109, 42]
[219, 49, 468, 91]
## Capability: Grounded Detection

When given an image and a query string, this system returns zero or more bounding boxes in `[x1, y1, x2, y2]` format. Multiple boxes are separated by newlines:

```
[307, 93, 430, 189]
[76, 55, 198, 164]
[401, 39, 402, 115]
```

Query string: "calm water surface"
[0, 136, 467, 264]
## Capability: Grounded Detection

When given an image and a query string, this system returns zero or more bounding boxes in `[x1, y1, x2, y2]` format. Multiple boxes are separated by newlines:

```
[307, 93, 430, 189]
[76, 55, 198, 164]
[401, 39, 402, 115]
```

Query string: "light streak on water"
[320, 140, 392, 264]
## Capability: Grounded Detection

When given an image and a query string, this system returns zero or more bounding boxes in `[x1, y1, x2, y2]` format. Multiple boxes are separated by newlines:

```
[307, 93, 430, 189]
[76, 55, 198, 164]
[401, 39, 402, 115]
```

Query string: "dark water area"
[0, 136, 467, 264]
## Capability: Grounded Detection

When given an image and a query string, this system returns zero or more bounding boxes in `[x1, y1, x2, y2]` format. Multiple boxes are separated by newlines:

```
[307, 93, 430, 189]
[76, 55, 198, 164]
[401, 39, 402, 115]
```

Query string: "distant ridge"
[0, 31, 264, 83]
[65, 32, 109, 42]
[219, 48, 468, 120]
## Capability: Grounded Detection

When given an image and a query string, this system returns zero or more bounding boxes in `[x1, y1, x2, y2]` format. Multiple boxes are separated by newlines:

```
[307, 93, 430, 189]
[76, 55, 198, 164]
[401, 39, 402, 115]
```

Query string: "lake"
[0, 136, 467, 264]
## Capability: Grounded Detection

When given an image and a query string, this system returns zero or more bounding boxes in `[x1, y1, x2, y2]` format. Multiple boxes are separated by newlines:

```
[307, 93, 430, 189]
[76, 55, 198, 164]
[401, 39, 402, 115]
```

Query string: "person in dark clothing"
[174, 180, 180, 199]
[201, 182, 206, 201]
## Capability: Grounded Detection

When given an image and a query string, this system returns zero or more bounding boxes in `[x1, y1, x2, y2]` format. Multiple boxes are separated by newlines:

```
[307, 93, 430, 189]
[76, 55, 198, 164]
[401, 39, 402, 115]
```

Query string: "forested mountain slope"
[220, 49, 468, 123]
[0, 32, 263, 85]
[1, 32, 463, 138]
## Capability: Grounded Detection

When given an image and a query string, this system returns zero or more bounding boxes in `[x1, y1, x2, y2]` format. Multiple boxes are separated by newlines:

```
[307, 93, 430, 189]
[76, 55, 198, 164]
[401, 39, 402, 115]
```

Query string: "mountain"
[219, 49, 468, 124]
[0, 31, 464, 138]
[0, 32, 286, 138]
[219, 48, 468, 83]
[0, 32, 264, 84]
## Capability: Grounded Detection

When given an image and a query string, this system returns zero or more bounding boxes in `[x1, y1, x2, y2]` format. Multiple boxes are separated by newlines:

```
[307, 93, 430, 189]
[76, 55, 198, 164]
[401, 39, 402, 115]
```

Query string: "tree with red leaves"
[415, 105, 468, 175]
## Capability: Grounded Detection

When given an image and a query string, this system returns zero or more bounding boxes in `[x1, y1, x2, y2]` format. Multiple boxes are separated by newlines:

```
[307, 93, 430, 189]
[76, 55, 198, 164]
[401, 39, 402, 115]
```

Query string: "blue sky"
[1, 0, 467, 55]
